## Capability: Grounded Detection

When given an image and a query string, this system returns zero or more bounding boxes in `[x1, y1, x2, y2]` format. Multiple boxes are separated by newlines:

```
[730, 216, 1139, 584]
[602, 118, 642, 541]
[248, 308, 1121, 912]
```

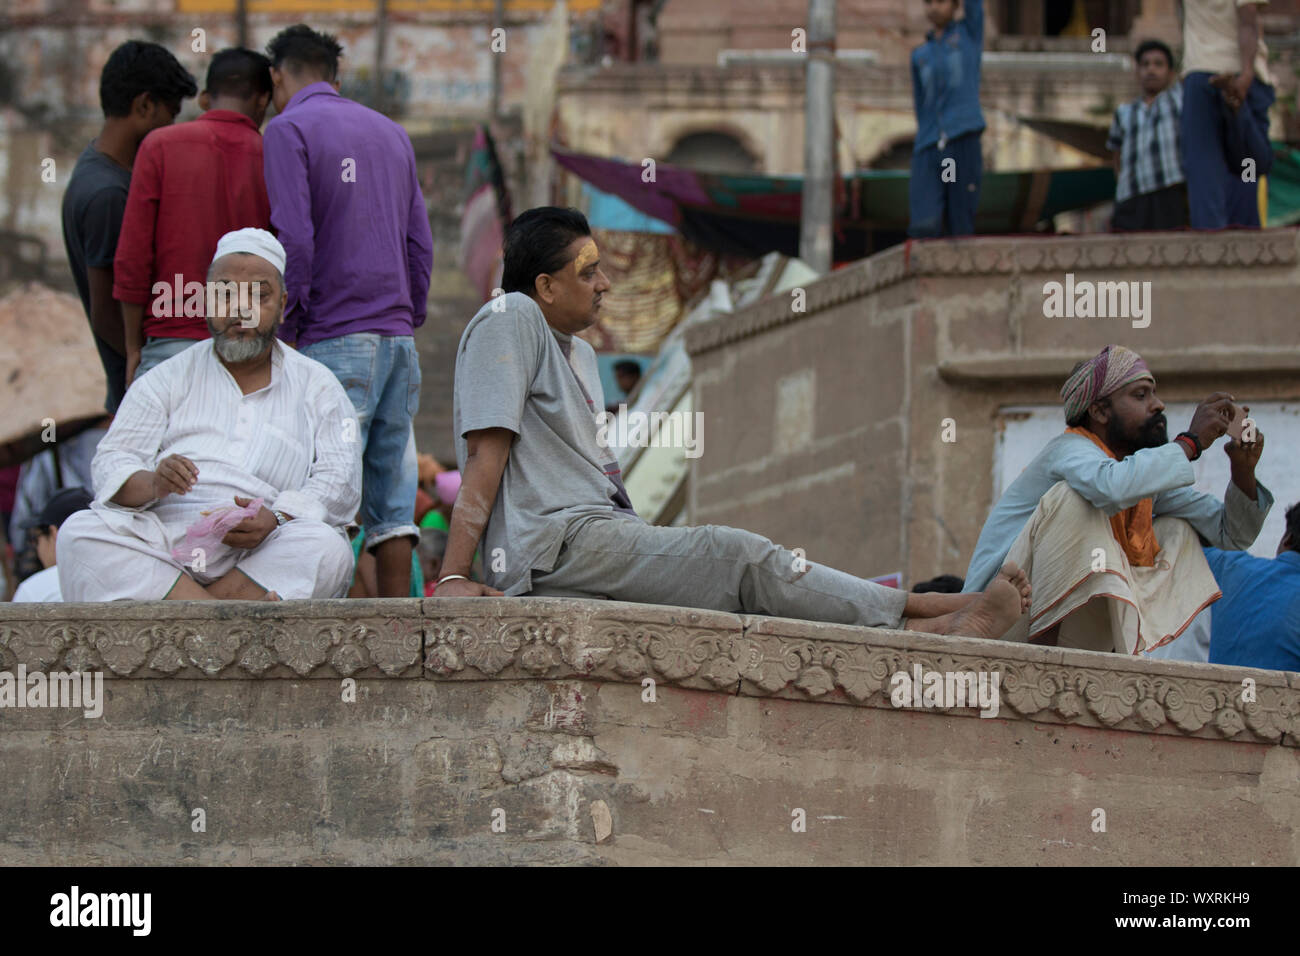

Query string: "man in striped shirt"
[1108, 40, 1188, 232]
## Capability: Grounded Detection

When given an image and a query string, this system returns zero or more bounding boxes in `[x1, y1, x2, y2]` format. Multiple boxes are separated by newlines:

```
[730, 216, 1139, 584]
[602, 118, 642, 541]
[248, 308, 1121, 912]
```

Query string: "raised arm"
[962, 0, 985, 45]
[1156, 421, 1272, 549]
[1053, 439, 1195, 512]
[1154, 479, 1272, 551]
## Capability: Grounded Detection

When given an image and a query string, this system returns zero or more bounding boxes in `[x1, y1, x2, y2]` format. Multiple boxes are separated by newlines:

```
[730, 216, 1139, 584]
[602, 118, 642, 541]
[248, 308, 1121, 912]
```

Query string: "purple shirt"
[263, 82, 433, 347]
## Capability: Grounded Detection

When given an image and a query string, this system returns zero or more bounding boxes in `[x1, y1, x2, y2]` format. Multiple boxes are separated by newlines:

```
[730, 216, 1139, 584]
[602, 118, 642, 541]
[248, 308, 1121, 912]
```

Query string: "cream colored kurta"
[57, 340, 361, 600]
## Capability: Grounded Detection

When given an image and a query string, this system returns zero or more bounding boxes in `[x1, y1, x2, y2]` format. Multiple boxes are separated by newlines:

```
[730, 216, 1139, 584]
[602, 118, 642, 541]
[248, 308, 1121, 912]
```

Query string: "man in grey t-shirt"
[443, 207, 1030, 638]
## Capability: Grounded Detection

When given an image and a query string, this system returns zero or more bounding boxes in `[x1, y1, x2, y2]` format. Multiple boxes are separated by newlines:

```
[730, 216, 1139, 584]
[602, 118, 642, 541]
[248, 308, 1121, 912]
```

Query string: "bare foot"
[996, 562, 1032, 614]
[918, 575, 1022, 640]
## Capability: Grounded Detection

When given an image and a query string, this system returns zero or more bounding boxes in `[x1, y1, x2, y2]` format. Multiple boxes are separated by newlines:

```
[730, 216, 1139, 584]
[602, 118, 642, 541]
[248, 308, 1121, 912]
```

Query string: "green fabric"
[1267, 142, 1300, 226]
[420, 510, 449, 531]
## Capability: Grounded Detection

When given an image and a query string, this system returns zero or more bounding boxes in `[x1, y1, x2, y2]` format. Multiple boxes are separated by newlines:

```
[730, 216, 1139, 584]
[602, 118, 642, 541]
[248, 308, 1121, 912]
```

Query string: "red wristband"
[1174, 434, 1199, 460]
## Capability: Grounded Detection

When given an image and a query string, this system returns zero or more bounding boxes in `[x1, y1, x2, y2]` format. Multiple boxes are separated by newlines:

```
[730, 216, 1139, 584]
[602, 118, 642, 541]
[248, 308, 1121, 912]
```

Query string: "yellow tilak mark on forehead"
[573, 240, 599, 274]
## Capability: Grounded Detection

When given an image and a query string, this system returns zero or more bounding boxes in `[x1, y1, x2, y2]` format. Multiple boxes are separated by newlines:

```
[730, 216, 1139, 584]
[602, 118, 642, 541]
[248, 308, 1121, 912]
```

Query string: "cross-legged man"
[57, 229, 360, 601]
[964, 345, 1272, 654]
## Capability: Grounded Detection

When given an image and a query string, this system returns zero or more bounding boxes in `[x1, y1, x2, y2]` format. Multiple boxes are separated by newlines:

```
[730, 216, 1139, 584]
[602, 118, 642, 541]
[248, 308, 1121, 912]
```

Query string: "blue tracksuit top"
[911, 0, 987, 153]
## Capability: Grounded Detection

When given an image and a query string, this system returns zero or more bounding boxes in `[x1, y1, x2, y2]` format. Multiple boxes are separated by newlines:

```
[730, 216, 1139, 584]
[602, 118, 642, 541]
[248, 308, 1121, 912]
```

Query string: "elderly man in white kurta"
[58, 228, 360, 601]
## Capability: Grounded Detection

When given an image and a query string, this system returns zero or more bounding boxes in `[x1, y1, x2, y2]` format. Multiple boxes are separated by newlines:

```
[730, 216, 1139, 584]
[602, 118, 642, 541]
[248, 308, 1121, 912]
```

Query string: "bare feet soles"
[996, 563, 1032, 614]
[924, 562, 1029, 640]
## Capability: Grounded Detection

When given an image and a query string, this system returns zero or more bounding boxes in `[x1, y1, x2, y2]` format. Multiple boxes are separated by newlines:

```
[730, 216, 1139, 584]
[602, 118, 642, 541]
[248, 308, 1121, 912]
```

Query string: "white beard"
[214, 329, 274, 363]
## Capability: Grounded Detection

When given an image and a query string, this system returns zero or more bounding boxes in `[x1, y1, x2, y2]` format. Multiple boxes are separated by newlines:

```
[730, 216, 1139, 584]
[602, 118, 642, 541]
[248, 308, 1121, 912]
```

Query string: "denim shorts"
[301, 333, 421, 550]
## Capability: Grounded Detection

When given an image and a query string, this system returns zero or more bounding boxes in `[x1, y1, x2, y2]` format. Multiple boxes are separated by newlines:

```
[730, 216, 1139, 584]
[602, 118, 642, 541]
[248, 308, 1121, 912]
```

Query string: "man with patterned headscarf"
[963, 344, 1272, 654]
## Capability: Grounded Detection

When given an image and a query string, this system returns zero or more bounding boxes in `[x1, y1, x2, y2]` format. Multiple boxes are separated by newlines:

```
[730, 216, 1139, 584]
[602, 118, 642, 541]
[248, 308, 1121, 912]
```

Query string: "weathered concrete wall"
[685, 228, 1300, 586]
[0, 598, 1296, 864]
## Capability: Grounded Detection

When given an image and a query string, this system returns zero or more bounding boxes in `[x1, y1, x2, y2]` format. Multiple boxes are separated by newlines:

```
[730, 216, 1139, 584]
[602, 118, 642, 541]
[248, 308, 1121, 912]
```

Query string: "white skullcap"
[212, 227, 286, 275]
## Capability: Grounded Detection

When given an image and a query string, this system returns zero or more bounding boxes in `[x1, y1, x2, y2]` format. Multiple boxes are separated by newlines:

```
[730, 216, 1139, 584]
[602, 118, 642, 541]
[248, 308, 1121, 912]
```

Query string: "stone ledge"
[683, 229, 1300, 355]
[1, 598, 1295, 747]
[937, 349, 1300, 384]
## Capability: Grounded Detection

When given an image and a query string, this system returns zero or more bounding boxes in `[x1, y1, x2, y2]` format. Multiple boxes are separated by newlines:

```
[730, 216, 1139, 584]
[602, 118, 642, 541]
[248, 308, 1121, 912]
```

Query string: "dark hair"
[911, 574, 965, 594]
[99, 40, 198, 118]
[614, 360, 641, 376]
[266, 24, 344, 81]
[1285, 502, 1300, 554]
[206, 48, 272, 100]
[501, 207, 592, 295]
[1134, 39, 1174, 69]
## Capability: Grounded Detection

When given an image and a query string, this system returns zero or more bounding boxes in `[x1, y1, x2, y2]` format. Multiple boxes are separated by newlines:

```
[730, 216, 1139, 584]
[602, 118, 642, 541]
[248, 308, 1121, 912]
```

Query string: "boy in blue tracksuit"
[909, 0, 986, 237]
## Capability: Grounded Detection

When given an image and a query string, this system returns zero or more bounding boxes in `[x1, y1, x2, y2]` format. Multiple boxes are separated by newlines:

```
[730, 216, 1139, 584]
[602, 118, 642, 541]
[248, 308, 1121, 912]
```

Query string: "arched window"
[664, 132, 758, 173]
[867, 139, 915, 171]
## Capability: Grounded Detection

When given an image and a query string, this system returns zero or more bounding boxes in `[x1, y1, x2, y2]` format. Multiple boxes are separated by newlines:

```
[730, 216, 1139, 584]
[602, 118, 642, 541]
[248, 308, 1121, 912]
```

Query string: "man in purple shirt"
[263, 24, 434, 597]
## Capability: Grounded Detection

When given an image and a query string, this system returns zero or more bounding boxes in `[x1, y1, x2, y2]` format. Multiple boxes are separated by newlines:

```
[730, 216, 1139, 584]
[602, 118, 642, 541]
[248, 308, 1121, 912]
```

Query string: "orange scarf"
[1064, 427, 1159, 567]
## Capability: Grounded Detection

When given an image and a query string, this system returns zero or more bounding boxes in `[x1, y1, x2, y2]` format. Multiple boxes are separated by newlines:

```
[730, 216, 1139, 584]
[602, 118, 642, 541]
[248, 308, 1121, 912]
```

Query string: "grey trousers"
[528, 518, 908, 628]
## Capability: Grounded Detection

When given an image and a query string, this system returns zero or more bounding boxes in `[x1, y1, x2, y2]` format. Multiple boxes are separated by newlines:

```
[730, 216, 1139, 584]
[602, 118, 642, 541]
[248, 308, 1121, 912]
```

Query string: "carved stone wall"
[1, 599, 1297, 864]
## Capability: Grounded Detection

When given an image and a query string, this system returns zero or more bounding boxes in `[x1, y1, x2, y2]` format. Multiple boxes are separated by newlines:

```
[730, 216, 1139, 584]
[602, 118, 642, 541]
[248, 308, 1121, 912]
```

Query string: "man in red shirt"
[114, 48, 273, 385]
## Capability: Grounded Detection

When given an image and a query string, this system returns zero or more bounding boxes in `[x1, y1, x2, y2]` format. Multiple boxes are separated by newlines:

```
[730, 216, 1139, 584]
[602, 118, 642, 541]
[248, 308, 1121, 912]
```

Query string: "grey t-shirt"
[453, 292, 640, 596]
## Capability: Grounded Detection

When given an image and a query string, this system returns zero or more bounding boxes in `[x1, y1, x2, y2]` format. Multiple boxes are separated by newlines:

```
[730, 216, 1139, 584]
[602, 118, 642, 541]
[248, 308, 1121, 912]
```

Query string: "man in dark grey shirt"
[62, 40, 196, 413]
[443, 207, 1031, 639]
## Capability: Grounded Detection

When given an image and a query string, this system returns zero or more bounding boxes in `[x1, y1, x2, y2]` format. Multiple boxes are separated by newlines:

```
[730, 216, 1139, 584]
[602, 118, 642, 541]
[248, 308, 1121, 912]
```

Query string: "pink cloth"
[434, 470, 461, 505]
[170, 497, 265, 561]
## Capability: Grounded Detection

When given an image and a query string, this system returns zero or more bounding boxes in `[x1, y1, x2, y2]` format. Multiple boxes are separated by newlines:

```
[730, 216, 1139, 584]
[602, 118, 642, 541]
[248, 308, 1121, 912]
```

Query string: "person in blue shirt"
[1203, 503, 1300, 672]
[964, 345, 1272, 655]
[909, 0, 986, 237]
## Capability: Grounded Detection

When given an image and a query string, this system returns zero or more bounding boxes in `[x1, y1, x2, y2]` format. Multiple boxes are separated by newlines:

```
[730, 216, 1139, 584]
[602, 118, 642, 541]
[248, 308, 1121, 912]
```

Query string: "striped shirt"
[1107, 84, 1185, 203]
[89, 339, 361, 553]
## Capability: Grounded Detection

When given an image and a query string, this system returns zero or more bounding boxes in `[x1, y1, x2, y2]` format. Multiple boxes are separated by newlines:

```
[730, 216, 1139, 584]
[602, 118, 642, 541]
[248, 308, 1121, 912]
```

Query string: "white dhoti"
[57, 509, 355, 602]
[1001, 482, 1221, 655]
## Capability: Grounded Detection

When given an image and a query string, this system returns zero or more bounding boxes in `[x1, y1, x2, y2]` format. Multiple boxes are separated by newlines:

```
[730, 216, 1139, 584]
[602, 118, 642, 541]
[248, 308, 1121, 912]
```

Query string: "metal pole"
[799, 0, 835, 274]
[491, 0, 504, 119]
[236, 0, 248, 49]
